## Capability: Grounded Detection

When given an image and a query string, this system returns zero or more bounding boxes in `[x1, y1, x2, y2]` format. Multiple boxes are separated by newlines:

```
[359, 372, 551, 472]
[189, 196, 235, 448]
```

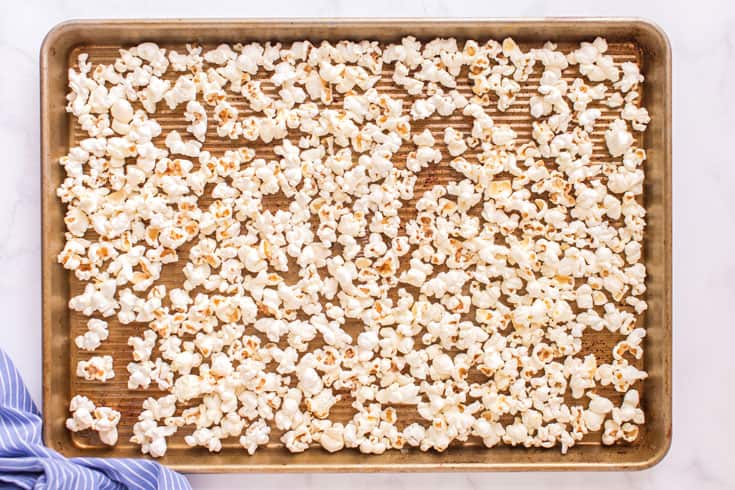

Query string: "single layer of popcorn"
[59, 36, 650, 458]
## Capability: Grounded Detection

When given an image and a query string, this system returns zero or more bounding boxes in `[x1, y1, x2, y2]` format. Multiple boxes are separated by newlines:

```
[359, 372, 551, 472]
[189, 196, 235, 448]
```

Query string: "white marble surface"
[0, 0, 729, 488]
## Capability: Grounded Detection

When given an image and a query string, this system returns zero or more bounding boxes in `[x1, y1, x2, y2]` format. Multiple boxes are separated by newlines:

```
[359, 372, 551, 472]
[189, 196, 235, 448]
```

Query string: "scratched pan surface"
[40, 19, 671, 472]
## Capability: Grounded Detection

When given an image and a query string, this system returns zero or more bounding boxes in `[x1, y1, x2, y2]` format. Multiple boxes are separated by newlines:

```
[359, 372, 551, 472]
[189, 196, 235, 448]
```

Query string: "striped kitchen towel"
[0, 349, 190, 489]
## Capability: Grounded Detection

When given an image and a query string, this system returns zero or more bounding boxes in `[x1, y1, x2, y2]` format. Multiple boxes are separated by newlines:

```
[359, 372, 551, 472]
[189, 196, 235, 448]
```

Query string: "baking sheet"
[41, 19, 671, 471]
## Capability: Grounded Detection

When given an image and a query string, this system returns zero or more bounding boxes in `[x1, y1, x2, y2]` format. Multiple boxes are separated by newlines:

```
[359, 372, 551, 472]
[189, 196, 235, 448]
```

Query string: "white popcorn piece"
[64, 207, 89, 237]
[133, 42, 169, 75]
[164, 75, 197, 110]
[612, 328, 646, 361]
[165, 130, 202, 157]
[578, 108, 601, 133]
[612, 389, 645, 425]
[129, 330, 157, 362]
[168, 44, 203, 72]
[138, 76, 171, 113]
[621, 102, 651, 131]
[184, 100, 208, 142]
[596, 360, 648, 392]
[281, 424, 312, 453]
[131, 411, 177, 457]
[568, 37, 619, 83]
[240, 419, 271, 455]
[410, 98, 436, 120]
[605, 119, 634, 157]
[399, 259, 432, 289]
[606, 91, 624, 108]
[173, 374, 203, 402]
[66, 396, 121, 446]
[75, 319, 109, 352]
[65, 395, 96, 432]
[491, 125, 516, 146]
[444, 127, 467, 156]
[530, 70, 569, 118]
[315, 422, 345, 453]
[583, 393, 613, 432]
[305, 389, 340, 419]
[615, 62, 644, 93]
[110, 99, 134, 134]
[94, 406, 122, 445]
[76, 355, 115, 382]
[205, 44, 237, 65]
[185, 427, 224, 453]
[142, 395, 178, 421]
[128, 361, 153, 390]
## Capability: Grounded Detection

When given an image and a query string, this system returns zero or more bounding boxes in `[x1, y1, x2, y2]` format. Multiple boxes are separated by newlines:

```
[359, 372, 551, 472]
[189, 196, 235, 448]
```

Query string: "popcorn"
[205, 44, 237, 65]
[413, 129, 435, 147]
[578, 108, 601, 133]
[393, 62, 424, 95]
[242, 81, 273, 112]
[165, 75, 197, 110]
[129, 330, 157, 362]
[64, 207, 89, 237]
[305, 388, 340, 418]
[138, 76, 170, 113]
[133, 42, 169, 75]
[568, 37, 619, 82]
[61, 36, 650, 458]
[429, 353, 455, 380]
[173, 374, 204, 402]
[583, 393, 613, 432]
[315, 422, 345, 453]
[615, 62, 644, 93]
[240, 419, 271, 454]
[491, 125, 516, 146]
[184, 100, 208, 142]
[410, 99, 436, 120]
[185, 427, 224, 453]
[76, 355, 115, 382]
[165, 130, 202, 157]
[75, 318, 109, 352]
[142, 395, 178, 421]
[473, 417, 505, 448]
[503, 420, 529, 446]
[407, 146, 442, 172]
[605, 119, 634, 157]
[94, 407, 122, 445]
[402, 423, 426, 447]
[621, 102, 651, 131]
[399, 258, 433, 287]
[282, 424, 312, 453]
[596, 360, 648, 392]
[612, 328, 646, 361]
[171, 350, 202, 375]
[66, 395, 121, 446]
[443, 127, 467, 156]
[127, 361, 153, 389]
[297, 366, 324, 396]
[530, 70, 569, 118]
[110, 99, 134, 134]
[131, 412, 177, 457]
[608, 168, 644, 195]
[612, 389, 645, 425]
[169, 288, 192, 312]
[65, 395, 96, 432]
[168, 44, 203, 72]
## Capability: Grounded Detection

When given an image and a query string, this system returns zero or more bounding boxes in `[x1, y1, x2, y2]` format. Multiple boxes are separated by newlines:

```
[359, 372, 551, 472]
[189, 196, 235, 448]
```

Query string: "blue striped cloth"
[0, 349, 191, 489]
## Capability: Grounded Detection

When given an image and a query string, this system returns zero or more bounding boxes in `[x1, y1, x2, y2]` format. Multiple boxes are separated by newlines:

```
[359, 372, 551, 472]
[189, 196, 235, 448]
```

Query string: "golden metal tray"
[41, 18, 671, 472]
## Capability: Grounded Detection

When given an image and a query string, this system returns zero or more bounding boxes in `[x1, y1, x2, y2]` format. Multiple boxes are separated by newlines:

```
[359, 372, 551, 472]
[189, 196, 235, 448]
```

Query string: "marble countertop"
[3, 0, 728, 488]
